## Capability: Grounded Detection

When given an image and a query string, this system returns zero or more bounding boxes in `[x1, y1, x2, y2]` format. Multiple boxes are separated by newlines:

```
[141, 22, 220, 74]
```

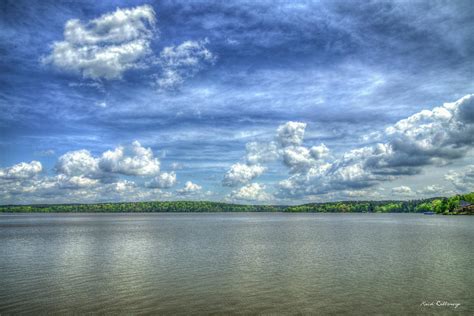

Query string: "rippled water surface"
[0, 213, 473, 314]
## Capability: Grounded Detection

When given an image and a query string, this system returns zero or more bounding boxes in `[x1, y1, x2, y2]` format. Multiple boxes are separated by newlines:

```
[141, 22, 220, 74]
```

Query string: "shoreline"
[1, 192, 472, 215]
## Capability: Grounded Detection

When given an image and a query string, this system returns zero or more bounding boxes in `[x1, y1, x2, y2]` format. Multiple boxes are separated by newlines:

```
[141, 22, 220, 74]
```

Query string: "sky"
[0, 0, 473, 205]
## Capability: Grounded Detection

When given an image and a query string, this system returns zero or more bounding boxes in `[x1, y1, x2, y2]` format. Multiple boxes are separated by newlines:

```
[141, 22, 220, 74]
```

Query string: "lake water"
[0, 213, 472, 315]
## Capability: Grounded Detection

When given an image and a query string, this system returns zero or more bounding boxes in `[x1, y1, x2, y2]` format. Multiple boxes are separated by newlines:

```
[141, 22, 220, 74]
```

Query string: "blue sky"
[0, 0, 473, 204]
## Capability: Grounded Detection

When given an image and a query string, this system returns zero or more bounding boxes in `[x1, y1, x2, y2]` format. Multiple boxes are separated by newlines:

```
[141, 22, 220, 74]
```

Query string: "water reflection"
[0, 213, 472, 314]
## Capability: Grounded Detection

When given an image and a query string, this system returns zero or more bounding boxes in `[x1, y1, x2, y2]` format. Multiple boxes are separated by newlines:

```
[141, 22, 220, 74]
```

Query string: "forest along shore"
[0, 192, 473, 214]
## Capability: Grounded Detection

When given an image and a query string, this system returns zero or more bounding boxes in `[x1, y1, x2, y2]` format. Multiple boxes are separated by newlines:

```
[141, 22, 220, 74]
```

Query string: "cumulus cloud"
[224, 121, 312, 186]
[223, 163, 266, 187]
[282, 146, 313, 173]
[277, 121, 306, 147]
[221, 95, 473, 200]
[43, 5, 217, 90]
[0, 171, 177, 205]
[0, 148, 180, 204]
[56, 149, 100, 177]
[56, 141, 161, 178]
[99, 141, 160, 176]
[310, 144, 329, 160]
[224, 120, 333, 196]
[105, 179, 136, 193]
[0, 173, 100, 203]
[146, 171, 177, 188]
[282, 144, 328, 173]
[276, 95, 474, 198]
[228, 183, 272, 202]
[223, 121, 329, 193]
[43, 5, 156, 80]
[351, 94, 474, 178]
[0, 179, 51, 199]
[0, 161, 42, 180]
[445, 165, 474, 192]
[177, 181, 202, 195]
[1, 140, 171, 204]
[156, 39, 216, 89]
[391, 185, 413, 196]
[220, 95, 473, 199]
[382, 94, 474, 167]
[55, 174, 99, 189]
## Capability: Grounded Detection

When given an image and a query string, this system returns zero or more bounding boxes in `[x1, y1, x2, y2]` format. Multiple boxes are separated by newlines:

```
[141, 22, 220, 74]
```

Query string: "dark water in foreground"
[0, 213, 472, 315]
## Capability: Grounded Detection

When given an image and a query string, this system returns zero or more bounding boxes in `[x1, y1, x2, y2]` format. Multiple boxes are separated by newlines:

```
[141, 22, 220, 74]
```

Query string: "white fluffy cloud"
[0, 141, 180, 203]
[282, 144, 328, 173]
[223, 121, 330, 194]
[55, 174, 99, 189]
[43, 5, 156, 80]
[56, 141, 161, 178]
[382, 94, 474, 166]
[146, 172, 177, 188]
[223, 163, 266, 187]
[0, 171, 178, 205]
[56, 141, 160, 180]
[391, 185, 413, 196]
[277, 121, 306, 147]
[349, 94, 474, 178]
[228, 183, 272, 202]
[276, 95, 474, 198]
[99, 141, 160, 176]
[0, 173, 100, 203]
[56, 149, 100, 177]
[0, 161, 42, 180]
[282, 146, 313, 173]
[156, 40, 216, 89]
[105, 179, 136, 193]
[177, 181, 202, 195]
[43, 5, 216, 89]
[222, 95, 473, 200]
[224, 120, 332, 197]
[310, 144, 329, 160]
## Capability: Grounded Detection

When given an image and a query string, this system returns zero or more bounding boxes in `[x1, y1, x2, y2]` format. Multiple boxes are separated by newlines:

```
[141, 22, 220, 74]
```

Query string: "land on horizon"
[2, 192, 473, 215]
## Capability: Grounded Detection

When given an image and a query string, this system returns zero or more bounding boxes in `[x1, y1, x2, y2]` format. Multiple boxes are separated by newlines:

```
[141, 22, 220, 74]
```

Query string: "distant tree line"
[0, 201, 285, 213]
[285, 192, 474, 215]
[0, 192, 472, 214]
